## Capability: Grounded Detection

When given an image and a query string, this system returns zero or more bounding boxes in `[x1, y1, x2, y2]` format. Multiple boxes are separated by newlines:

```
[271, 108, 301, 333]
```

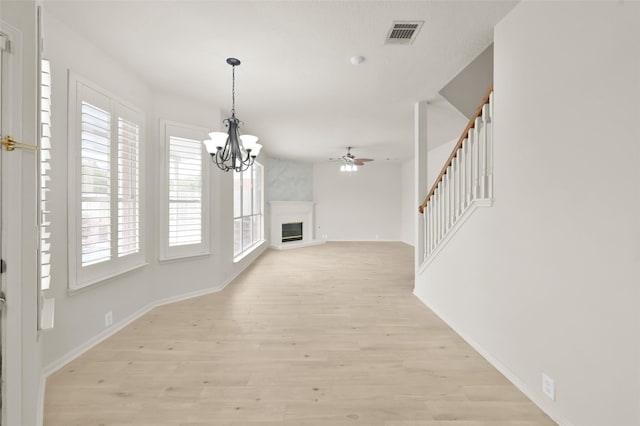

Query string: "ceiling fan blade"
[354, 160, 365, 166]
[355, 158, 373, 162]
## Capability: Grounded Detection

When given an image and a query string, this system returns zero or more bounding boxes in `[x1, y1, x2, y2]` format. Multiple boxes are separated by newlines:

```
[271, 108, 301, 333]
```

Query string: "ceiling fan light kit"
[203, 57, 262, 172]
[340, 164, 358, 172]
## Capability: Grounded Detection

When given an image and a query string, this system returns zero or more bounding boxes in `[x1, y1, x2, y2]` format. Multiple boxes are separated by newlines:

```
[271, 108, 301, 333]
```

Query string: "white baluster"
[486, 97, 493, 199]
[452, 161, 457, 223]
[447, 163, 455, 229]
[442, 176, 447, 235]
[456, 147, 464, 217]
[447, 168, 452, 229]
[438, 186, 444, 242]
[468, 129, 476, 201]
[425, 203, 430, 256]
[461, 138, 468, 210]
[434, 189, 439, 243]
[467, 135, 473, 204]
[445, 170, 450, 230]
[429, 198, 436, 253]
[437, 187, 443, 241]
[430, 195, 434, 251]
[473, 119, 481, 199]
[453, 158, 459, 221]
[423, 206, 428, 261]
[442, 173, 449, 234]
[450, 165, 455, 225]
[432, 198, 436, 250]
[478, 109, 487, 199]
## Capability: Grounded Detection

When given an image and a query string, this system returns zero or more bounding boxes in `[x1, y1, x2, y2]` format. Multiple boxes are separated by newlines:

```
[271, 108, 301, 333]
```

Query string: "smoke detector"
[350, 55, 365, 65]
[385, 21, 424, 45]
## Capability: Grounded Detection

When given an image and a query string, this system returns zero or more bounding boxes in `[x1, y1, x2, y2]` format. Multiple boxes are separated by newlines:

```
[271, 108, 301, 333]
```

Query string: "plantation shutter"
[168, 136, 202, 247]
[80, 101, 112, 266]
[40, 59, 52, 290]
[117, 117, 140, 257]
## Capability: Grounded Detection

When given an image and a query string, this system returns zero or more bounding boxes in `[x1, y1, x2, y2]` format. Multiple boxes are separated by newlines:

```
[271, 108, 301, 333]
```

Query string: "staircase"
[419, 85, 494, 266]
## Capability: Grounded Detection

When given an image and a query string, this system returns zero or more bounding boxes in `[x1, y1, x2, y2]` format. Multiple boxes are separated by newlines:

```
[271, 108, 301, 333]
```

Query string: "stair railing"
[419, 84, 494, 264]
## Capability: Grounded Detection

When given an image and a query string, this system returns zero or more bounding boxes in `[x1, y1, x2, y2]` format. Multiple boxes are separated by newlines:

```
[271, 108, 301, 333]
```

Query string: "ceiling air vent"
[385, 21, 424, 45]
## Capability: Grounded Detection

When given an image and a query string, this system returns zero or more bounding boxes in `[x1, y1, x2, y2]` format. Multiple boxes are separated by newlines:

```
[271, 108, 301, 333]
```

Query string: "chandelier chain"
[231, 65, 236, 115]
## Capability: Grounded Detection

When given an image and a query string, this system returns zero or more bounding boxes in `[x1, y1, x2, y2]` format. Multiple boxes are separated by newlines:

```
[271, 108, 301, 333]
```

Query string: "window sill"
[68, 262, 149, 296]
[158, 250, 211, 263]
[233, 240, 266, 263]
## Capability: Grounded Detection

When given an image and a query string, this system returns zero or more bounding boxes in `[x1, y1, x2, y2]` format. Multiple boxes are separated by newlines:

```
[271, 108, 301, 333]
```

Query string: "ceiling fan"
[339, 146, 374, 166]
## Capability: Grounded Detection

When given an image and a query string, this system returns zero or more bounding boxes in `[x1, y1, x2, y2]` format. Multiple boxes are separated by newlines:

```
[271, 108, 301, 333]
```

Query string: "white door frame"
[0, 20, 25, 426]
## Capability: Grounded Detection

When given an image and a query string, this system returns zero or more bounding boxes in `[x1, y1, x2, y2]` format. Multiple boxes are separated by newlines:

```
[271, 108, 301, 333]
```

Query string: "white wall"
[41, 12, 155, 367]
[415, 3, 640, 426]
[314, 162, 401, 241]
[400, 159, 415, 246]
[41, 11, 268, 374]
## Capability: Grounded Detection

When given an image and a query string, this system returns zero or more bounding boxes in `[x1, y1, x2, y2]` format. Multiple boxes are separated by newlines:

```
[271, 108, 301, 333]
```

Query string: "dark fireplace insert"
[282, 222, 303, 242]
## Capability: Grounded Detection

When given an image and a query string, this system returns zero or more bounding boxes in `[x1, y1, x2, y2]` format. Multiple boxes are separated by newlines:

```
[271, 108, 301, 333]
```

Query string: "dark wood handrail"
[419, 84, 493, 214]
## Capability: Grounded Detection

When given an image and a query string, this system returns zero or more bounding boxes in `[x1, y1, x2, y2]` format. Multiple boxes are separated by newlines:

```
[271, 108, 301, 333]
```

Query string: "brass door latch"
[1, 135, 38, 151]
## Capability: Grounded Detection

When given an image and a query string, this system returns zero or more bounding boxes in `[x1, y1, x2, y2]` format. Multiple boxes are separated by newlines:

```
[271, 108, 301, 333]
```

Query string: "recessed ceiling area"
[42, 1, 516, 163]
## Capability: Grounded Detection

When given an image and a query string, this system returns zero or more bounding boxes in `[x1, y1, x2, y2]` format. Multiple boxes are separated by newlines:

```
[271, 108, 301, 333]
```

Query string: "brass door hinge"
[1, 135, 38, 152]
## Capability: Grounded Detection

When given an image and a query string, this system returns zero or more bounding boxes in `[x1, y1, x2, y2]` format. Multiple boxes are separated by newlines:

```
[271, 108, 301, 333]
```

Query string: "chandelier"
[203, 58, 261, 172]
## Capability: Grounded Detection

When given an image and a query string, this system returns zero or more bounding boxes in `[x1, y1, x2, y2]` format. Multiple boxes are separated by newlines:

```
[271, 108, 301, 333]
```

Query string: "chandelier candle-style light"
[203, 58, 261, 172]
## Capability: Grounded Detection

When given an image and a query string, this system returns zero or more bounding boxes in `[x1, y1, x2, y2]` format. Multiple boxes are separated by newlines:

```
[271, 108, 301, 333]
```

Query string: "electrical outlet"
[542, 373, 555, 401]
[105, 311, 113, 327]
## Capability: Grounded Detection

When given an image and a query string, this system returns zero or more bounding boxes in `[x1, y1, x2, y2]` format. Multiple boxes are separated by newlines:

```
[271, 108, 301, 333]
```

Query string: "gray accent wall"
[266, 157, 313, 201]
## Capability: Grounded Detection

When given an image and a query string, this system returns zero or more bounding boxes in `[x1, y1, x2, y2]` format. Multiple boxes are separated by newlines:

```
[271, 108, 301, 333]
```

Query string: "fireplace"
[282, 222, 303, 242]
[269, 201, 325, 250]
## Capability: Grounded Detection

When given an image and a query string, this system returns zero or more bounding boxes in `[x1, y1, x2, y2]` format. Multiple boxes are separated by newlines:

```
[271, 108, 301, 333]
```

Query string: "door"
[0, 29, 5, 426]
[0, 10, 40, 424]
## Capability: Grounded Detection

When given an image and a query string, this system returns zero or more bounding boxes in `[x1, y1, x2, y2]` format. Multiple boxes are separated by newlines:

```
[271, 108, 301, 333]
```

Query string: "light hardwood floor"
[44, 242, 556, 426]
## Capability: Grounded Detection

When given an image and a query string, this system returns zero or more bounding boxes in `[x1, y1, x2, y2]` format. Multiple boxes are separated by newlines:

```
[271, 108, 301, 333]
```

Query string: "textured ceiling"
[43, 1, 516, 164]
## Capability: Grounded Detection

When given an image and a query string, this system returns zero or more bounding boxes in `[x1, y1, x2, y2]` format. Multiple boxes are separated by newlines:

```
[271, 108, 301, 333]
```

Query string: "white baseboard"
[412, 290, 576, 426]
[270, 239, 326, 250]
[323, 238, 402, 242]
[154, 280, 229, 308]
[400, 239, 415, 247]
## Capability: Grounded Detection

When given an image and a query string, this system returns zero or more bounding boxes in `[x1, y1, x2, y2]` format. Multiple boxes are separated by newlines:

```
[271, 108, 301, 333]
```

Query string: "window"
[234, 162, 264, 259]
[39, 59, 54, 329]
[159, 121, 210, 260]
[68, 75, 145, 289]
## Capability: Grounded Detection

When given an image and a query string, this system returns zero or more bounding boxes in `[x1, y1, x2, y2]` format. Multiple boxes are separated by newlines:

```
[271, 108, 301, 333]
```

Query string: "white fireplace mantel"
[269, 201, 325, 250]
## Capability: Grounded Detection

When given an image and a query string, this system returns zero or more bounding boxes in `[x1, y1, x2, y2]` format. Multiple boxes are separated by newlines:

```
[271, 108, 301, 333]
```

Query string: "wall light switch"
[105, 311, 113, 327]
[542, 373, 555, 401]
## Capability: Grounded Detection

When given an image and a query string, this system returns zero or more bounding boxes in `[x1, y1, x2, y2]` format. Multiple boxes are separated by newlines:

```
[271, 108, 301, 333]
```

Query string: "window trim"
[158, 120, 210, 261]
[67, 72, 146, 290]
[233, 161, 264, 262]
